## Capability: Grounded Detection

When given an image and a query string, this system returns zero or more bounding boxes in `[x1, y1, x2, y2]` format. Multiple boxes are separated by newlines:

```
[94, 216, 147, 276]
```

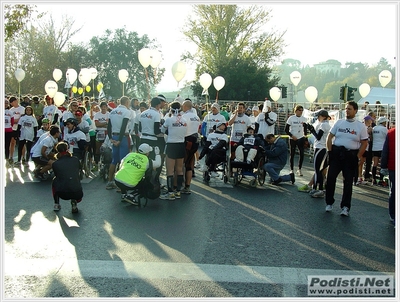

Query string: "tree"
[4, 4, 40, 42]
[4, 14, 83, 95]
[182, 4, 286, 100]
[86, 27, 165, 99]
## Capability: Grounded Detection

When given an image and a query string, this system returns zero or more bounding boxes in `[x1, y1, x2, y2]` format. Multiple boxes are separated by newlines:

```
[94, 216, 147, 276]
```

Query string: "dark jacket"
[52, 155, 82, 192]
[264, 136, 288, 167]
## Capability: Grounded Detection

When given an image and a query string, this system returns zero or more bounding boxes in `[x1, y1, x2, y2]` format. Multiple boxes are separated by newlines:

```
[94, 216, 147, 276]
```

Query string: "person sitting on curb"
[263, 134, 295, 185]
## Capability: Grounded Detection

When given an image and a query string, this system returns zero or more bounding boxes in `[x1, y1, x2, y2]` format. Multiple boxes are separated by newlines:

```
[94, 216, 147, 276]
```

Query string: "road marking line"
[4, 258, 393, 284]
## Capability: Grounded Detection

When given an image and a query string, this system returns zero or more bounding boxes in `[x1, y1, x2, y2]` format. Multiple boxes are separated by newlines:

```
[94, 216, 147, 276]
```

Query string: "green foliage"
[182, 4, 286, 100]
[4, 4, 38, 41]
[85, 27, 165, 99]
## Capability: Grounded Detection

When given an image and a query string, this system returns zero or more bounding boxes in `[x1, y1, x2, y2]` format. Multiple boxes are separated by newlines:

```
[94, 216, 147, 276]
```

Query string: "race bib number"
[243, 137, 255, 145]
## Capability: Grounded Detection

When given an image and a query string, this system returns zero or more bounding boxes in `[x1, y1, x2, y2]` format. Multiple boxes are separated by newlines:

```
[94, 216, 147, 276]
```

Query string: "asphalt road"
[3, 156, 395, 298]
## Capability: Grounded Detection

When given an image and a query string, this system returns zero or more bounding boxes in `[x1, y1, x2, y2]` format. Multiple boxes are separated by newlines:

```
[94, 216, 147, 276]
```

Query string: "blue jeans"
[389, 170, 395, 220]
[263, 162, 291, 182]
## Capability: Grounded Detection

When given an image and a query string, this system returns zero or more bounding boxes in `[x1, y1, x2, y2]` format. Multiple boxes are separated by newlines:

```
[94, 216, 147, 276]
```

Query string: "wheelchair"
[202, 147, 230, 184]
[229, 145, 267, 187]
[98, 144, 112, 181]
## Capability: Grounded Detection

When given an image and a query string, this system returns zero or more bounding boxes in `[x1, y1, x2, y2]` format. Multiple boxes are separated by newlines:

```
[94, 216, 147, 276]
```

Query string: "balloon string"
[145, 68, 150, 100]
[216, 90, 219, 102]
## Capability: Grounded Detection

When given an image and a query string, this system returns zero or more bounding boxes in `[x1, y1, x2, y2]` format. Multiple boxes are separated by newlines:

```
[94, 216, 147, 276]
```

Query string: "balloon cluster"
[199, 73, 225, 101]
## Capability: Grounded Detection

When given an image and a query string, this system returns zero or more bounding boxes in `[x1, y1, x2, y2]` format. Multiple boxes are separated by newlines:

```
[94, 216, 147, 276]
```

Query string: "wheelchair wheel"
[249, 179, 257, 187]
[83, 151, 92, 178]
[257, 156, 266, 185]
[223, 162, 229, 183]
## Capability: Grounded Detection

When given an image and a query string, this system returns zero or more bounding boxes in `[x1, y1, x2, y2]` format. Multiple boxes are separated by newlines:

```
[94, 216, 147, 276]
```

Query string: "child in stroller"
[199, 122, 228, 178]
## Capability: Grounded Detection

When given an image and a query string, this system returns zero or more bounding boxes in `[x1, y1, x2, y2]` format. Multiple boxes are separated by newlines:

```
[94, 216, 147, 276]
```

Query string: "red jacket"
[381, 128, 395, 171]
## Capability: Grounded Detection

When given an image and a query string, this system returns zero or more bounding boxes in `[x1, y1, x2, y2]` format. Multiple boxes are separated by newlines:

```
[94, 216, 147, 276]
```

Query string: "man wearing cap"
[106, 96, 132, 190]
[325, 101, 368, 217]
[255, 100, 277, 137]
[371, 116, 388, 185]
[201, 102, 227, 142]
[228, 102, 252, 160]
[114, 143, 161, 205]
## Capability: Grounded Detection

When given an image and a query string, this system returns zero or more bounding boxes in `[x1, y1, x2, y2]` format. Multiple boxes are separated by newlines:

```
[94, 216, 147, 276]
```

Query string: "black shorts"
[157, 136, 166, 155]
[166, 142, 185, 159]
[372, 151, 382, 157]
[362, 150, 370, 158]
[32, 156, 50, 166]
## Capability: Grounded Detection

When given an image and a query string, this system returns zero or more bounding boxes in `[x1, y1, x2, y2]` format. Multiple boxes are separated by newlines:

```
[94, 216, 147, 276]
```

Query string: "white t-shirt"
[203, 113, 226, 136]
[207, 131, 229, 148]
[10, 105, 26, 131]
[43, 105, 62, 125]
[139, 107, 161, 141]
[31, 134, 58, 158]
[161, 114, 187, 143]
[255, 111, 277, 136]
[64, 129, 87, 151]
[313, 120, 331, 149]
[109, 105, 131, 134]
[4, 109, 13, 131]
[372, 124, 388, 151]
[230, 114, 252, 143]
[330, 119, 368, 150]
[182, 110, 200, 137]
[18, 115, 38, 141]
[286, 114, 307, 139]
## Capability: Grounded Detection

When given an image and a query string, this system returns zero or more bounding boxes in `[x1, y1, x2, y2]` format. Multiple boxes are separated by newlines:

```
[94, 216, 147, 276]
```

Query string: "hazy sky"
[36, 2, 397, 92]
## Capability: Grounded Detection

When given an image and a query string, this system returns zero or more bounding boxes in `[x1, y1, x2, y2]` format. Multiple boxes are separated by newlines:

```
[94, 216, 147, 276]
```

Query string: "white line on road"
[4, 258, 393, 285]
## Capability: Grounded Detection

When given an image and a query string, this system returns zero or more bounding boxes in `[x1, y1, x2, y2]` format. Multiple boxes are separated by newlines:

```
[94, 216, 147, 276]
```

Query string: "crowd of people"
[4, 94, 394, 225]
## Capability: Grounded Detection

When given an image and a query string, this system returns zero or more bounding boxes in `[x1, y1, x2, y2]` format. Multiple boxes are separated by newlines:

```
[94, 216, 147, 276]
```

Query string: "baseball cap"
[252, 106, 259, 111]
[75, 110, 83, 116]
[317, 110, 329, 118]
[364, 115, 374, 121]
[138, 143, 153, 154]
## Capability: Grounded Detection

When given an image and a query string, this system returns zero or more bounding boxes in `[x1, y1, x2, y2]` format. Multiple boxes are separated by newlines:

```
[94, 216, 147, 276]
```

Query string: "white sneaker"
[159, 192, 175, 200]
[199, 165, 208, 172]
[210, 171, 219, 177]
[194, 162, 200, 168]
[311, 190, 325, 198]
[340, 206, 349, 216]
[325, 204, 333, 212]
[296, 169, 303, 176]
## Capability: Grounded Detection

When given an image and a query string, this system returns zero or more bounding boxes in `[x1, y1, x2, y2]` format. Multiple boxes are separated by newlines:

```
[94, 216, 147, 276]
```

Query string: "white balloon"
[14, 68, 25, 82]
[269, 87, 281, 102]
[79, 68, 92, 86]
[358, 83, 371, 98]
[305, 86, 318, 103]
[54, 91, 65, 106]
[118, 69, 129, 83]
[199, 73, 212, 90]
[44, 80, 58, 98]
[171, 61, 187, 83]
[66, 68, 77, 85]
[149, 49, 162, 68]
[89, 67, 98, 80]
[213, 76, 225, 91]
[52, 68, 62, 82]
[379, 70, 392, 88]
[138, 48, 152, 68]
[290, 71, 301, 87]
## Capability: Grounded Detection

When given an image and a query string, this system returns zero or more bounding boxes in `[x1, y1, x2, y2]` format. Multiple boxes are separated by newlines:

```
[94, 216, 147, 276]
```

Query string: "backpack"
[141, 159, 160, 200]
